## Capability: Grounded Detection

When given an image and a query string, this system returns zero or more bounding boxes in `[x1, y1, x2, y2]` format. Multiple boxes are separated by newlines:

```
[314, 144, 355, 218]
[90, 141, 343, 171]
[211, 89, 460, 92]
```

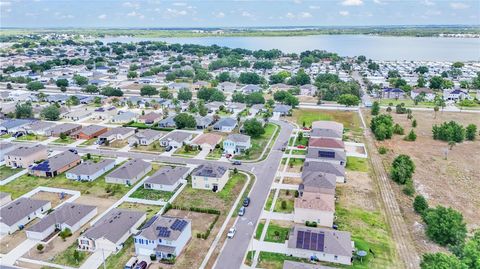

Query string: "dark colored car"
[243, 197, 250, 207]
[68, 148, 78, 154]
[135, 261, 147, 269]
[232, 160, 242, 165]
[13, 132, 24, 138]
[165, 146, 173, 152]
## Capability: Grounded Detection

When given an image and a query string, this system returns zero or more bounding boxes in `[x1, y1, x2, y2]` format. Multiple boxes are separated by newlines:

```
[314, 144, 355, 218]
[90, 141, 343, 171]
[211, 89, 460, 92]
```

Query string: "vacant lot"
[365, 109, 480, 253]
[289, 109, 363, 135]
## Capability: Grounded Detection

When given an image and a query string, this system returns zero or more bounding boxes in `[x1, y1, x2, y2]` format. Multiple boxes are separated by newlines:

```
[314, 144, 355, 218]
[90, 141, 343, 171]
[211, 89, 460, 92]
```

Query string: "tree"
[390, 154, 415, 184]
[127, 71, 138, 79]
[429, 76, 446, 89]
[73, 75, 88, 86]
[101, 86, 123, 97]
[177, 88, 192, 101]
[173, 113, 196, 129]
[15, 102, 33, 119]
[337, 94, 360, 106]
[245, 92, 265, 105]
[423, 206, 467, 246]
[83, 84, 99, 94]
[371, 101, 380, 115]
[67, 96, 80, 106]
[26, 81, 45, 91]
[415, 66, 429, 74]
[217, 72, 231, 82]
[417, 75, 427, 87]
[197, 88, 225, 102]
[370, 114, 394, 140]
[465, 124, 477, 141]
[432, 121, 465, 142]
[412, 119, 417, 128]
[41, 105, 60, 121]
[243, 118, 265, 138]
[59, 132, 67, 140]
[55, 78, 69, 88]
[420, 253, 467, 269]
[36, 244, 44, 252]
[238, 72, 262, 85]
[413, 195, 429, 214]
[452, 62, 464, 68]
[460, 231, 480, 269]
[140, 85, 158, 97]
[404, 129, 417, 141]
[59, 228, 72, 241]
[387, 70, 401, 78]
[159, 89, 173, 99]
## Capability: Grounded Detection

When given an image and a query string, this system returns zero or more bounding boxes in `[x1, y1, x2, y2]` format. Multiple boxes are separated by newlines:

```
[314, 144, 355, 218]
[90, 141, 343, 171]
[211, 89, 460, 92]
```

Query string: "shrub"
[393, 123, 404, 135]
[432, 121, 465, 142]
[281, 200, 287, 210]
[378, 146, 388, 154]
[36, 244, 44, 252]
[402, 180, 415, 196]
[59, 228, 72, 241]
[466, 124, 477, 141]
[412, 119, 417, 128]
[423, 206, 467, 246]
[150, 254, 157, 261]
[420, 253, 466, 269]
[390, 154, 415, 184]
[305, 221, 317, 227]
[404, 130, 417, 141]
[370, 114, 394, 140]
[413, 195, 429, 214]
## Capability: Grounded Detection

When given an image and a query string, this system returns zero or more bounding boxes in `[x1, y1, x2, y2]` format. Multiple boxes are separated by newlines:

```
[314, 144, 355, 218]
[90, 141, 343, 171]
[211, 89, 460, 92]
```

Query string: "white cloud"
[373, 0, 385, 5]
[286, 12, 296, 19]
[241, 11, 253, 17]
[213, 11, 225, 18]
[286, 12, 313, 19]
[293, 0, 302, 4]
[421, 0, 435, 6]
[122, 1, 140, 9]
[299, 12, 312, 18]
[127, 11, 144, 18]
[172, 2, 187, 6]
[165, 8, 188, 17]
[341, 0, 363, 6]
[98, 14, 107, 19]
[450, 2, 468, 9]
[0, 1, 11, 7]
[309, 5, 321, 9]
[339, 10, 350, 16]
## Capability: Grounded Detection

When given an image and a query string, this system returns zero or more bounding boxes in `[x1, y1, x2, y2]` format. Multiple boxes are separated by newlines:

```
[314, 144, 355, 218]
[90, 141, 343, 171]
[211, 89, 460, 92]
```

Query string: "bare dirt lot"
[366, 109, 480, 254]
[30, 191, 72, 208]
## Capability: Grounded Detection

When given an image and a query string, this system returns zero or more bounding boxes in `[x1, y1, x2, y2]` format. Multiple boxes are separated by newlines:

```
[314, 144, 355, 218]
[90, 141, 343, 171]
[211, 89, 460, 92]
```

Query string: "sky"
[0, 0, 479, 28]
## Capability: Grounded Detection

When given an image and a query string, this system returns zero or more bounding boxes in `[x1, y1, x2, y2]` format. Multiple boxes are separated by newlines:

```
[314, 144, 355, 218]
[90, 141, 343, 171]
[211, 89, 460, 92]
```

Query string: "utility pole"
[102, 248, 106, 269]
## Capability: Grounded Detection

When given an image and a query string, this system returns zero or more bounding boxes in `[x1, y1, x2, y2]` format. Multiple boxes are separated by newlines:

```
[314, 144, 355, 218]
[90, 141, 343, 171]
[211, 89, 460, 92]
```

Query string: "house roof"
[288, 225, 352, 257]
[300, 171, 337, 194]
[134, 129, 165, 141]
[139, 112, 162, 121]
[137, 215, 190, 241]
[72, 125, 107, 136]
[195, 116, 214, 127]
[26, 203, 96, 233]
[0, 198, 50, 226]
[294, 192, 335, 212]
[67, 159, 115, 176]
[46, 123, 82, 134]
[306, 148, 346, 162]
[192, 133, 222, 146]
[25, 121, 56, 132]
[302, 161, 345, 178]
[30, 151, 81, 173]
[226, 133, 250, 143]
[412, 88, 434, 94]
[274, 104, 292, 113]
[193, 164, 228, 178]
[383, 87, 404, 93]
[0, 119, 33, 130]
[160, 131, 192, 143]
[107, 159, 151, 180]
[83, 209, 145, 244]
[214, 117, 237, 128]
[6, 144, 46, 157]
[145, 166, 190, 186]
[308, 138, 345, 149]
[99, 127, 135, 138]
[311, 121, 344, 134]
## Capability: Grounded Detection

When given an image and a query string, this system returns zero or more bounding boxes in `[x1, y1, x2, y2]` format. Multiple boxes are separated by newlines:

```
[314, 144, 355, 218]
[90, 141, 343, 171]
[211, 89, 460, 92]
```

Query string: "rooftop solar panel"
[319, 151, 335, 159]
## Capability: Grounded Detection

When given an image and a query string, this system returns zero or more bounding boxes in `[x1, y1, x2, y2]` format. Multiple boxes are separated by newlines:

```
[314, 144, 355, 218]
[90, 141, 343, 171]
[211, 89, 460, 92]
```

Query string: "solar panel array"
[170, 219, 188, 231]
[32, 160, 51, 172]
[141, 215, 158, 229]
[318, 151, 335, 159]
[296, 230, 325, 252]
[156, 226, 171, 238]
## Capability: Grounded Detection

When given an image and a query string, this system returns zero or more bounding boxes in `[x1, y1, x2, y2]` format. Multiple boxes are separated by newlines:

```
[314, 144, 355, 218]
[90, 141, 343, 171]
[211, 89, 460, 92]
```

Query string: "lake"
[98, 35, 480, 62]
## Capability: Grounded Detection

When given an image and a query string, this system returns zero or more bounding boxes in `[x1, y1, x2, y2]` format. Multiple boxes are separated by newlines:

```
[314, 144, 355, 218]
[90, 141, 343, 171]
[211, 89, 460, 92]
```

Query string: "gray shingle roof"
[67, 159, 115, 176]
[306, 148, 346, 162]
[83, 208, 145, 244]
[288, 225, 352, 257]
[144, 166, 190, 186]
[302, 161, 345, 178]
[72, 125, 107, 136]
[300, 171, 337, 194]
[0, 198, 50, 226]
[26, 203, 96, 233]
[99, 127, 134, 138]
[30, 151, 81, 173]
[213, 117, 237, 128]
[6, 144, 46, 157]
[46, 123, 82, 135]
[226, 133, 250, 143]
[160, 131, 192, 143]
[193, 164, 228, 178]
[134, 129, 164, 141]
[137, 215, 190, 241]
[107, 159, 151, 180]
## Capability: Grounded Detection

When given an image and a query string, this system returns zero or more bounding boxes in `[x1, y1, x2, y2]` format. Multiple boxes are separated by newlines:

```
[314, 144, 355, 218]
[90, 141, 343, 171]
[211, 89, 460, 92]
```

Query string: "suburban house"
[45, 123, 82, 137]
[22, 121, 56, 136]
[443, 88, 469, 101]
[273, 105, 292, 117]
[381, 88, 405, 99]
[287, 225, 353, 265]
[66, 159, 116, 181]
[29, 151, 81, 177]
[98, 127, 135, 144]
[0, 142, 16, 161]
[190, 133, 222, 151]
[213, 117, 237, 133]
[309, 121, 344, 140]
[111, 111, 138, 124]
[4, 144, 48, 168]
[300, 84, 318, 96]
[0, 198, 52, 234]
[269, 83, 292, 92]
[410, 88, 436, 101]
[158, 116, 177, 128]
[0, 119, 33, 134]
[306, 148, 347, 167]
[308, 138, 345, 150]
[191, 164, 229, 192]
[63, 109, 92, 121]
[78, 209, 146, 253]
[105, 159, 152, 185]
[138, 112, 162, 125]
[303, 161, 346, 183]
[299, 171, 337, 196]
[192, 80, 210, 91]
[240, 84, 262, 94]
[128, 129, 165, 146]
[0, 192, 12, 206]
[250, 104, 266, 115]
[144, 166, 190, 192]
[223, 134, 251, 155]
[293, 192, 335, 227]
[71, 125, 108, 140]
[195, 116, 214, 130]
[134, 216, 192, 260]
[218, 82, 237, 93]
[26, 203, 97, 241]
[159, 131, 193, 149]
[226, 102, 247, 114]
[205, 101, 224, 113]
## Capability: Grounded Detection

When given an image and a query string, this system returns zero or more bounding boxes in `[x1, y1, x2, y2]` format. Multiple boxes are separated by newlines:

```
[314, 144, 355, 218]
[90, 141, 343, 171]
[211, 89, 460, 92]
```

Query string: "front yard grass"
[0, 165, 22, 181]
[0, 133, 11, 139]
[118, 202, 162, 219]
[51, 136, 75, 144]
[130, 141, 166, 153]
[346, 156, 369, 172]
[234, 123, 278, 161]
[78, 138, 97, 146]
[104, 237, 134, 269]
[129, 185, 176, 201]
[256, 251, 308, 269]
[273, 190, 295, 213]
[255, 219, 266, 240]
[264, 190, 275, 210]
[173, 145, 200, 157]
[264, 222, 291, 243]
[15, 133, 47, 142]
[206, 147, 223, 160]
[51, 241, 90, 267]
[291, 149, 306, 155]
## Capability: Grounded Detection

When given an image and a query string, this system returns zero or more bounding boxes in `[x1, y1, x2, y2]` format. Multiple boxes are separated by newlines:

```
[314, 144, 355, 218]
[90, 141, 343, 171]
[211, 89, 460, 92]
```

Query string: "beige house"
[4, 144, 48, 168]
[191, 164, 229, 192]
[293, 192, 335, 227]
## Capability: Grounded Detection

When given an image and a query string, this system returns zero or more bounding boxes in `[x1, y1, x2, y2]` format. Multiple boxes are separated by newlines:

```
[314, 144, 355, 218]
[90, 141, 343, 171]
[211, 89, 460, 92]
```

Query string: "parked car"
[238, 206, 246, 216]
[13, 132, 24, 138]
[297, 145, 306, 149]
[135, 261, 147, 269]
[227, 227, 236, 238]
[243, 197, 250, 207]
[68, 148, 78, 154]
[124, 257, 138, 269]
[165, 146, 173, 152]
[232, 160, 242, 165]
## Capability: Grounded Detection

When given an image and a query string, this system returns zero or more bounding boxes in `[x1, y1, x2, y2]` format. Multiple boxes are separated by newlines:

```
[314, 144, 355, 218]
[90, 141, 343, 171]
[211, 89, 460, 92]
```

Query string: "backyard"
[234, 123, 278, 160]
[289, 109, 362, 133]
[0, 165, 22, 181]
[273, 190, 295, 213]
[264, 220, 291, 243]
[129, 185, 177, 201]
[15, 133, 48, 142]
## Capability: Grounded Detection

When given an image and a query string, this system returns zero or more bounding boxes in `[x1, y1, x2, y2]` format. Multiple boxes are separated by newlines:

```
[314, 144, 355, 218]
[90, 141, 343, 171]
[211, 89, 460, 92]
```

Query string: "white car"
[227, 227, 236, 239]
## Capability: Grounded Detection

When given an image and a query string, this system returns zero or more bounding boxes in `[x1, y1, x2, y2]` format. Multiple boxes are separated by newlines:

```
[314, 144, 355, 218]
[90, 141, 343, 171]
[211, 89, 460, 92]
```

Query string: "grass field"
[0, 166, 21, 181]
[131, 141, 165, 153]
[15, 134, 47, 141]
[51, 241, 90, 267]
[206, 147, 223, 160]
[346, 156, 369, 172]
[377, 98, 436, 108]
[234, 123, 278, 160]
[51, 137, 75, 144]
[117, 203, 162, 219]
[173, 146, 200, 157]
[264, 190, 275, 211]
[104, 237, 133, 269]
[256, 251, 308, 268]
[255, 220, 266, 240]
[290, 109, 362, 133]
[264, 222, 290, 243]
[129, 185, 176, 201]
[273, 190, 295, 213]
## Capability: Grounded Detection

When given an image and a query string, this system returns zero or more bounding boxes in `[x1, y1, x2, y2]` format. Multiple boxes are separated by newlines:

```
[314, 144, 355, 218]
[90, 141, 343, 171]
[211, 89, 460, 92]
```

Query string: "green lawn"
[129, 185, 176, 201]
[273, 190, 295, 213]
[51, 137, 76, 144]
[234, 123, 278, 160]
[294, 136, 308, 147]
[346, 156, 369, 172]
[127, 122, 149, 128]
[173, 146, 200, 157]
[257, 251, 308, 269]
[245, 251, 256, 267]
[377, 98, 436, 108]
[264, 190, 275, 211]
[118, 203, 162, 219]
[131, 141, 166, 153]
[206, 147, 223, 160]
[0, 133, 11, 139]
[0, 165, 22, 181]
[51, 241, 90, 267]
[264, 222, 290, 243]
[78, 138, 97, 146]
[104, 237, 134, 269]
[291, 109, 362, 133]
[255, 220, 266, 240]
[291, 149, 306, 155]
[15, 133, 47, 141]
[287, 158, 305, 168]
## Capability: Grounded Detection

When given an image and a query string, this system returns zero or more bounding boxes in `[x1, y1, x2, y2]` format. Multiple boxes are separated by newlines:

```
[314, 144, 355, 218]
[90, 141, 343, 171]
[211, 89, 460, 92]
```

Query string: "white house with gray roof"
[144, 166, 190, 192]
[191, 164, 229, 192]
[213, 117, 237, 133]
[128, 129, 165, 146]
[4, 144, 48, 168]
[223, 134, 251, 155]
[0, 197, 51, 234]
[134, 216, 191, 259]
[159, 131, 193, 149]
[0, 142, 17, 161]
[306, 148, 347, 167]
[66, 159, 116, 182]
[111, 111, 137, 124]
[98, 127, 135, 144]
[78, 209, 146, 253]
[105, 159, 152, 185]
[26, 203, 97, 241]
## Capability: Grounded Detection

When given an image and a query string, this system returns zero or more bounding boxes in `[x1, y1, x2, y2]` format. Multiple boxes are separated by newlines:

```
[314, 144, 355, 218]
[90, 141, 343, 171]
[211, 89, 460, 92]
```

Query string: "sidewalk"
[0, 239, 37, 266]
[79, 249, 113, 269]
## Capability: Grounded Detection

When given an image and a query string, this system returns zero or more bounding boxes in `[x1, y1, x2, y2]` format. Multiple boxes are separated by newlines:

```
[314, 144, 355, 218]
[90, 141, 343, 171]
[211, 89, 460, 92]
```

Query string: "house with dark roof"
[157, 116, 177, 128]
[213, 117, 237, 133]
[26, 203, 97, 241]
[443, 88, 470, 101]
[0, 197, 51, 234]
[195, 115, 214, 130]
[287, 225, 353, 265]
[29, 151, 81, 177]
[0, 119, 33, 134]
[299, 171, 337, 196]
[273, 105, 292, 117]
[134, 216, 191, 260]
[105, 159, 152, 185]
[45, 123, 82, 137]
[303, 161, 345, 183]
[306, 148, 347, 167]
[144, 166, 190, 192]
[4, 144, 48, 168]
[78, 209, 146, 253]
[191, 164, 229, 192]
[66, 159, 115, 181]
[138, 112, 162, 125]
[71, 125, 108, 140]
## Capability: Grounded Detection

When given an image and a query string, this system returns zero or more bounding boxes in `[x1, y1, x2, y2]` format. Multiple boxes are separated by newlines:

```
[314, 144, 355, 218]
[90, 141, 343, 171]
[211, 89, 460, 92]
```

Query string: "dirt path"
[360, 110, 420, 269]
